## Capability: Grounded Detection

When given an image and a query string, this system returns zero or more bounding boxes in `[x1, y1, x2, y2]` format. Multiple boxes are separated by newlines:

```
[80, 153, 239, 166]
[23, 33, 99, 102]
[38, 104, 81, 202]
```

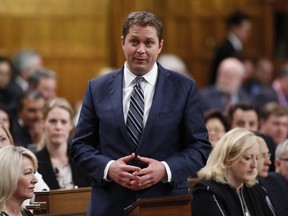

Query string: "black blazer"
[192, 180, 274, 216]
[259, 172, 288, 216]
[36, 146, 91, 190]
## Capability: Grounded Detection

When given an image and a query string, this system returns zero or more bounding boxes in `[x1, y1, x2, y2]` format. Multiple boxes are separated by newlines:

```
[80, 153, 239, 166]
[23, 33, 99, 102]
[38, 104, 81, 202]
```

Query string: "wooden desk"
[124, 195, 192, 216]
[32, 187, 91, 216]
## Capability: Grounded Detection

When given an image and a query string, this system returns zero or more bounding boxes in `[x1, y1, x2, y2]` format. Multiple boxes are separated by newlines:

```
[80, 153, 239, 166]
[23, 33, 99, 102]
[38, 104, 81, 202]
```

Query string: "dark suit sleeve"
[164, 79, 211, 186]
[70, 80, 111, 185]
[192, 184, 228, 216]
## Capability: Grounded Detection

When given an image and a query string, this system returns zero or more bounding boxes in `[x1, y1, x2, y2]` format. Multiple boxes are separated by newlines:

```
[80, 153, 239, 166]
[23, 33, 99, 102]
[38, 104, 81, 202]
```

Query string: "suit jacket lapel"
[108, 68, 135, 150]
[138, 66, 170, 147]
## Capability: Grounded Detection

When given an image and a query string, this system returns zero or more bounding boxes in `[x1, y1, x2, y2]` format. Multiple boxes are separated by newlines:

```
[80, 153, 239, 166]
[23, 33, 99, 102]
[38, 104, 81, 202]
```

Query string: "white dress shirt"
[104, 62, 172, 183]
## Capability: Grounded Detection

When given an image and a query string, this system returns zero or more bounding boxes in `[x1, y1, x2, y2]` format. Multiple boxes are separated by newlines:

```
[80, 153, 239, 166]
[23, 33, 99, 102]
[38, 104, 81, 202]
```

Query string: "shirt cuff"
[103, 160, 115, 181]
[161, 161, 172, 183]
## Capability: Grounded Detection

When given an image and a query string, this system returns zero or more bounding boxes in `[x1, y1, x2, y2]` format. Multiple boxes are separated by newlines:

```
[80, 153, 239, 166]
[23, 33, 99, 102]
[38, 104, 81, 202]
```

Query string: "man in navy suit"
[71, 11, 211, 216]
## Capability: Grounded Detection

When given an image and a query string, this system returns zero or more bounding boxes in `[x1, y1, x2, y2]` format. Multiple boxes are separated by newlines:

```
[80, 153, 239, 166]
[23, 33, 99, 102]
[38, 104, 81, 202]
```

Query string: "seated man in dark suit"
[255, 62, 288, 108]
[11, 91, 45, 149]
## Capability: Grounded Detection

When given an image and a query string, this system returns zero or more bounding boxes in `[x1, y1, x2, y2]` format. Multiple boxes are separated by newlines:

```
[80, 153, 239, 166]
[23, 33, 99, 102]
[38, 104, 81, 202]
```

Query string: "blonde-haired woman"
[192, 128, 274, 216]
[35, 97, 91, 189]
[0, 123, 49, 193]
[0, 146, 37, 216]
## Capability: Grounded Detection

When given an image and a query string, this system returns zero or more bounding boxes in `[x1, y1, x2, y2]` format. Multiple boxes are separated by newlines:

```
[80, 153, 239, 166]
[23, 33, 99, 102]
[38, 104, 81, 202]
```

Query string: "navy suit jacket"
[71, 63, 211, 216]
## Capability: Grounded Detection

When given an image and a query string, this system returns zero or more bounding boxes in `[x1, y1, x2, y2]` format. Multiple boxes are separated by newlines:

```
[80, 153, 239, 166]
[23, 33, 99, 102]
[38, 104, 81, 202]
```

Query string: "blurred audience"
[6, 49, 42, 104]
[36, 97, 91, 189]
[199, 57, 251, 113]
[204, 109, 229, 148]
[158, 54, 190, 77]
[28, 68, 57, 101]
[0, 56, 18, 117]
[255, 62, 288, 108]
[275, 139, 288, 182]
[242, 57, 274, 98]
[259, 102, 288, 145]
[11, 91, 45, 149]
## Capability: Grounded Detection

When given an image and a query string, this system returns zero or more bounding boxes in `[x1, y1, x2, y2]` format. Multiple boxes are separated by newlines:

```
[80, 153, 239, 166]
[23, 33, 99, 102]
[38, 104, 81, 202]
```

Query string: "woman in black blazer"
[36, 97, 91, 189]
[192, 128, 275, 216]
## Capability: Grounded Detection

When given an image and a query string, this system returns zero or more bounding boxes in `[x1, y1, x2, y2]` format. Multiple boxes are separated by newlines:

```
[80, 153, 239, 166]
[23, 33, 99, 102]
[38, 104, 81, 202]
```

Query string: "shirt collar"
[228, 33, 242, 51]
[123, 62, 158, 87]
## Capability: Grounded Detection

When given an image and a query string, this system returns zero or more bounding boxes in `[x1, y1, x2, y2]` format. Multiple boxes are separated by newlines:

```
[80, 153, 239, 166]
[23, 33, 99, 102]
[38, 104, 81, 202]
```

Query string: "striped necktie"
[126, 77, 144, 146]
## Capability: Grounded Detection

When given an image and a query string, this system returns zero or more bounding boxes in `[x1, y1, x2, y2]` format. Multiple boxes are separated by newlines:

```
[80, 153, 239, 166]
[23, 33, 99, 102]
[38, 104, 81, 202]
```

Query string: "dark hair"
[122, 11, 163, 42]
[226, 11, 250, 27]
[28, 68, 57, 89]
[0, 56, 14, 75]
[204, 109, 229, 132]
[18, 91, 44, 111]
[260, 102, 288, 121]
[228, 102, 259, 124]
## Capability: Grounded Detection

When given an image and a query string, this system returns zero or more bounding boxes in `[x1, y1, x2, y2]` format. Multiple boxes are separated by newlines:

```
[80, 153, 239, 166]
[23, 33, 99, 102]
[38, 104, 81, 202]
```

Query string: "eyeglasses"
[279, 158, 288, 162]
[261, 153, 271, 160]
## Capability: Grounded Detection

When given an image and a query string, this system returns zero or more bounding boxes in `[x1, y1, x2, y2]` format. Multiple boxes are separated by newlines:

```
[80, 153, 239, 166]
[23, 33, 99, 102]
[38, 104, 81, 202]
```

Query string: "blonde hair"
[37, 97, 74, 150]
[0, 145, 38, 210]
[0, 123, 13, 145]
[256, 135, 269, 177]
[197, 128, 260, 187]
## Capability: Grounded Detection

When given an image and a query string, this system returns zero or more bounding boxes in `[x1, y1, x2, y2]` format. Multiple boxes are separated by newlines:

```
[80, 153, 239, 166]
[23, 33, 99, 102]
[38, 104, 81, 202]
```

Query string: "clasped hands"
[108, 153, 167, 190]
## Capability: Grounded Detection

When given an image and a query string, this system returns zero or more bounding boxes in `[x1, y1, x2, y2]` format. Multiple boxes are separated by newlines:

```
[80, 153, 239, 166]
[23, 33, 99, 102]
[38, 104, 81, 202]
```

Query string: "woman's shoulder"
[0, 212, 8, 216]
[193, 179, 232, 194]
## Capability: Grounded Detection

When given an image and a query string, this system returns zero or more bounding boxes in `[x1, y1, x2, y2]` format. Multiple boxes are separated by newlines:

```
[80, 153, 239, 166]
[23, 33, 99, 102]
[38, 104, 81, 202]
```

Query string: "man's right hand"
[108, 153, 141, 189]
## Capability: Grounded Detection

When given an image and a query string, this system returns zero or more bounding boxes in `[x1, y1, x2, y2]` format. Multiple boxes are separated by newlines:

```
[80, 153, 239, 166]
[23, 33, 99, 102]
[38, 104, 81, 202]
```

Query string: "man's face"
[19, 97, 45, 128]
[121, 25, 163, 76]
[38, 77, 57, 100]
[233, 20, 252, 42]
[275, 146, 288, 182]
[260, 114, 288, 144]
[231, 109, 259, 131]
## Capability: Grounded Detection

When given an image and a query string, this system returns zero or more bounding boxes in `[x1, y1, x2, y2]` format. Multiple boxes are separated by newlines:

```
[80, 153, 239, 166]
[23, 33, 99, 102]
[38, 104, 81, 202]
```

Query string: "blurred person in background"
[255, 62, 288, 108]
[275, 139, 288, 182]
[0, 56, 18, 117]
[210, 11, 252, 84]
[6, 49, 42, 104]
[242, 57, 274, 98]
[28, 68, 57, 101]
[259, 102, 288, 145]
[36, 97, 91, 189]
[204, 109, 229, 148]
[199, 57, 251, 113]
[11, 91, 45, 149]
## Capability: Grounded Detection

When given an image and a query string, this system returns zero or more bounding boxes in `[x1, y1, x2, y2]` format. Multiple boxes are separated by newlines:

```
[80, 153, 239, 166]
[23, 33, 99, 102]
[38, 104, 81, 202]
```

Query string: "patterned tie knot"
[135, 76, 144, 87]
